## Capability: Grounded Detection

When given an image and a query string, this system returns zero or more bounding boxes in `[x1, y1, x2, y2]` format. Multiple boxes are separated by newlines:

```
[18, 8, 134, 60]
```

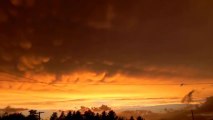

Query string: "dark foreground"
[0, 110, 144, 120]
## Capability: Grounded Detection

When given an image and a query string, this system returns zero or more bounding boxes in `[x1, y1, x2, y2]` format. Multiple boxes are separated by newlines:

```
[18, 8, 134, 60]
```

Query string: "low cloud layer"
[118, 96, 213, 120]
[78, 105, 111, 113]
[0, 106, 27, 113]
[196, 96, 213, 113]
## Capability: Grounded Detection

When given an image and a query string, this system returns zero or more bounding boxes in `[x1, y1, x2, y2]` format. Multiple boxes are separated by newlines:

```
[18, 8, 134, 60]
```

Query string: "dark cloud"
[196, 96, 213, 113]
[159, 96, 213, 120]
[181, 90, 195, 104]
[118, 96, 213, 120]
[0, 106, 28, 113]
[161, 96, 213, 120]
[1, 0, 213, 82]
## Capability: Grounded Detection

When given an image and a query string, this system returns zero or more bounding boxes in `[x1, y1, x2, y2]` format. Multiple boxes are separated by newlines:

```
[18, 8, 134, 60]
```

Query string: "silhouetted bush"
[0, 113, 26, 120]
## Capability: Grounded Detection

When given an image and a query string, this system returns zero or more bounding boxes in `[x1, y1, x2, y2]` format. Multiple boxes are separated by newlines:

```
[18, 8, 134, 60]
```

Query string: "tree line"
[0, 110, 145, 120]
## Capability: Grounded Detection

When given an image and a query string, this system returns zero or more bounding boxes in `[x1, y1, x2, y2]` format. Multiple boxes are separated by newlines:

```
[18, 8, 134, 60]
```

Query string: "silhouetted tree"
[58, 111, 65, 120]
[65, 111, 72, 120]
[0, 109, 144, 120]
[130, 116, 134, 120]
[50, 112, 58, 120]
[101, 111, 107, 120]
[26, 110, 38, 120]
[137, 116, 144, 120]
[84, 110, 95, 120]
[94, 113, 101, 120]
[107, 110, 117, 120]
[73, 111, 83, 120]
[118, 117, 124, 120]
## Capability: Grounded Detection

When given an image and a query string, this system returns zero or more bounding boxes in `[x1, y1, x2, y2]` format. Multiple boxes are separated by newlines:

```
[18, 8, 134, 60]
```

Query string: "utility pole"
[191, 110, 195, 120]
[37, 111, 44, 120]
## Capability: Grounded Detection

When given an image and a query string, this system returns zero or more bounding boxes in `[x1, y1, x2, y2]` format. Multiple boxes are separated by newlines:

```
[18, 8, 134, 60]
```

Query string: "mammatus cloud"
[19, 41, 32, 50]
[0, 0, 213, 89]
[17, 55, 50, 72]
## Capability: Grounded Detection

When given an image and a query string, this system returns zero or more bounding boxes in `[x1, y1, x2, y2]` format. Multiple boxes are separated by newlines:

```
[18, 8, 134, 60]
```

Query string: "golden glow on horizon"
[0, 71, 212, 110]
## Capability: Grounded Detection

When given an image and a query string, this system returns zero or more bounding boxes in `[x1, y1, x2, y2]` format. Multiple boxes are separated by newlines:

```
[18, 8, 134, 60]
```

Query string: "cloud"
[88, 3, 115, 29]
[19, 41, 32, 50]
[91, 105, 111, 112]
[10, 0, 35, 7]
[181, 90, 195, 104]
[0, 0, 213, 84]
[0, 106, 28, 113]
[10, 0, 23, 7]
[118, 96, 213, 120]
[0, 11, 8, 23]
[14, 99, 87, 106]
[113, 97, 181, 102]
[78, 105, 111, 113]
[156, 96, 213, 120]
[196, 96, 213, 113]
[118, 110, 153, 119]
[17, 55, 50, 72]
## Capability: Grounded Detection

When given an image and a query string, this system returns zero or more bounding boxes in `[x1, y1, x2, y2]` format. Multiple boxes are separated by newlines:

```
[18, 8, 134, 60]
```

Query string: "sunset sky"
[0, 0, 213, 110]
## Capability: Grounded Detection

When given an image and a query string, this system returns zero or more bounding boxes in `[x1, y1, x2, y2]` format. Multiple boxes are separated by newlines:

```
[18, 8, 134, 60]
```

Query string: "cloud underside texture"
[0, 0, 213, 82]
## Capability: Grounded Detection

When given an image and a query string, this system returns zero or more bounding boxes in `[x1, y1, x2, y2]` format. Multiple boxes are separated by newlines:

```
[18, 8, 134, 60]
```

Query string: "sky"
[0, 0, 213, 110]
